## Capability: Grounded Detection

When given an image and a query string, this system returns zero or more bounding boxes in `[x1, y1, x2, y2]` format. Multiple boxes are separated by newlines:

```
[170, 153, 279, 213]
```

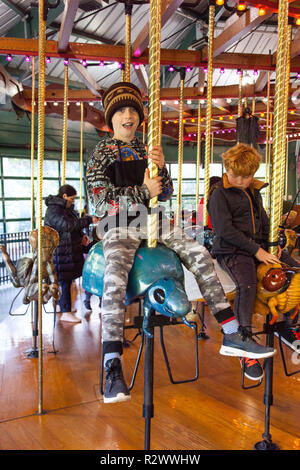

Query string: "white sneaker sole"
[103, 393, 131, 404]
[220, 345, 276, 359]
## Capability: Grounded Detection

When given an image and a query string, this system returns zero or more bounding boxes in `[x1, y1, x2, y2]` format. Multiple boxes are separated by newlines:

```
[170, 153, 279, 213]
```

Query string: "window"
[0, 156, 85, 234]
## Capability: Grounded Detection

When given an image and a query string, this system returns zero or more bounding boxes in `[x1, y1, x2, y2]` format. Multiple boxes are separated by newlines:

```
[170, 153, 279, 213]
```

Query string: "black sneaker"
[240, 357, 264, 381]
[220, 328, 276, 359]
[104, 358, 131, 404]
[275, 326, 300, 353]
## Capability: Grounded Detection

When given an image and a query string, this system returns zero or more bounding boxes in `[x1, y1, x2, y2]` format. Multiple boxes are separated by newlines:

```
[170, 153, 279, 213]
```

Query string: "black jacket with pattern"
[86, 136, 173, 223]
[207, 174, 269, 257]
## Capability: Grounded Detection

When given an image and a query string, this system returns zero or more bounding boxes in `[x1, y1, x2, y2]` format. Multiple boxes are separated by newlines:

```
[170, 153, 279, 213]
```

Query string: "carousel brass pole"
[61, 64, 68, 185]
[238, 71, 243, 118]
[252, 96, 255, 115]
[268, 0, 289, 255]
[31, 56, 35, 232]
[203, 1, 215, 227]
[147, 0, 162, 248]
[176, 68, 186, 226]
[285, 136, 289, 198]
[37, 0, 46, 415]
[195, 100, 201, 213]
[264, 71, 271, 213]
[79, 102, 84, 216]
[124, 3, 133, 82]
[281, 25, 292, 202]
[211, 130, 214, 163]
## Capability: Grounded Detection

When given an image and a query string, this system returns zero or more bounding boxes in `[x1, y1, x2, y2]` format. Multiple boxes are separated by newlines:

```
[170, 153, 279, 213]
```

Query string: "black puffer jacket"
[207, 174, 269, 257]
[44, 195, 92, 281]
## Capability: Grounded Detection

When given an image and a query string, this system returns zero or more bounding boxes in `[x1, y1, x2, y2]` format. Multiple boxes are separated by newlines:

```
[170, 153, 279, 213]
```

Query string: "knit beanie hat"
[102, 82, 144, 129]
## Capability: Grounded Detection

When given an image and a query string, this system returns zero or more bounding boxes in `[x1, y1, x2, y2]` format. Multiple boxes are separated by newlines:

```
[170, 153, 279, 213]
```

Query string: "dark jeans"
[58, 279, 72, 312]
[217, 251, 300, 332]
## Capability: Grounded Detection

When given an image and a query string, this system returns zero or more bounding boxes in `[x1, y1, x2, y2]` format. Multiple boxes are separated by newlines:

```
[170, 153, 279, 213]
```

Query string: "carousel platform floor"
[0, 279, 300, 452]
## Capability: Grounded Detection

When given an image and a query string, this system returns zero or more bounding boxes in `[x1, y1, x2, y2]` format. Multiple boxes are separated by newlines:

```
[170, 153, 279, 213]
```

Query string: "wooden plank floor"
[1, 280, 300, 451]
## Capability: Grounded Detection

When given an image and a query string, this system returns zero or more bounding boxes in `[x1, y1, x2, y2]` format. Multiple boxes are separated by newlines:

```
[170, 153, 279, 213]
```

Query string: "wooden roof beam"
[201, 8, 273, 60]
[1, 38, 300, 71]
[57, 0, 80, 52]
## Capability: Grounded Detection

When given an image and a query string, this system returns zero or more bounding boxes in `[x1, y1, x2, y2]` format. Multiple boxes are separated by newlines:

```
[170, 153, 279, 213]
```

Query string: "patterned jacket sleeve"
[86, 141, 151, 217]
[158, 165, 173, 202]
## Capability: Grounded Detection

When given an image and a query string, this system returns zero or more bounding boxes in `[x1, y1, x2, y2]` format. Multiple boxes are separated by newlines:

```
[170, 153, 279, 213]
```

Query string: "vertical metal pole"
[203, 1, 215, 227]
[31, 56, 35, 231]
[79, 102, 84, 216]
[147, 0, 162, 248]
[61, 64, 68, 185]
[238, 71, 243, 118]
[268, 0, 289, 255]
[124, 3, 132, 82]
[265, 72, 271, 213]
[37, 0, 46, 415]
[143, 310, 155, 450]
[176, 69, 185, 226]
[195, 100, 201, 214]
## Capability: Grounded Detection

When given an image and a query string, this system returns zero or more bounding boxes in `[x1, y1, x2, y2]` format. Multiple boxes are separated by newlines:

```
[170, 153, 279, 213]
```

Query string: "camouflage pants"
[101, 220, 230, 348]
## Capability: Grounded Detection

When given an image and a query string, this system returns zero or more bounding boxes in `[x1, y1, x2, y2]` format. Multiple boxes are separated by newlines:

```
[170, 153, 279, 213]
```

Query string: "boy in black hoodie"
[207, 143, 300, 381]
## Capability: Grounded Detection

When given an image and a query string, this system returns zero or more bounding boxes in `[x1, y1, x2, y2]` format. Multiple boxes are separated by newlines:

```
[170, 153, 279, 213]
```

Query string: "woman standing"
[44, 184, 96, 322]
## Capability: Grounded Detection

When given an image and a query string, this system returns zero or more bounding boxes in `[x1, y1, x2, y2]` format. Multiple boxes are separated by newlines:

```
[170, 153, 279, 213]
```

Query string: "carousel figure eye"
[262, 269, 287, 292]
[153, 288, 165, 304]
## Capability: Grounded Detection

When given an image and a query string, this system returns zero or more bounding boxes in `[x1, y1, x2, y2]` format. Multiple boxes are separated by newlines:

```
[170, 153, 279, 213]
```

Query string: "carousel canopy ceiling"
[0, 0, 299, 146]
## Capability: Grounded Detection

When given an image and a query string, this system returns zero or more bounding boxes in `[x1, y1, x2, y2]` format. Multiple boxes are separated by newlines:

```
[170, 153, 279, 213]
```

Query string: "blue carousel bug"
[82, 241, 194, 337]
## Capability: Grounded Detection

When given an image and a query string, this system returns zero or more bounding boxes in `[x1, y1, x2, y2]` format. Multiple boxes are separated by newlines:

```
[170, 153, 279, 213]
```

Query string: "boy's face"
[226, 169, 254, 190]
[111, 106, 140, 142]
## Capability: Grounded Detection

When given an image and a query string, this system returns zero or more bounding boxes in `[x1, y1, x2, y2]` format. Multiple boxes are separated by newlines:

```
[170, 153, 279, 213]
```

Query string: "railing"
[0, 231, 31, 285]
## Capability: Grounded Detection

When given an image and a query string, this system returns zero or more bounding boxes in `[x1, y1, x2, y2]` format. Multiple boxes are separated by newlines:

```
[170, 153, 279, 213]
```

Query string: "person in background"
[44, 184, 98, 323]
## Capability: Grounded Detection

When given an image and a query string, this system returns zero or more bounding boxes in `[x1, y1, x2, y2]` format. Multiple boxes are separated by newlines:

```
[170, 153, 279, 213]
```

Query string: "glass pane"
[61, 161, 80, 178]
[34, 179, 60, 198]
[255, 163, 266, 178]
[34, 159, 59, 177]
[5, 200, 32, 220]
[65, 179, 81, 195]
[0, 223, 3, 234]
[6, 220, 31, 233]
[4, 179, 32, 198]
[170, 164, 196, 179]
[2, 158, 31, 177]
[173, 180, 197, 195]
[199, 163, 223, 178]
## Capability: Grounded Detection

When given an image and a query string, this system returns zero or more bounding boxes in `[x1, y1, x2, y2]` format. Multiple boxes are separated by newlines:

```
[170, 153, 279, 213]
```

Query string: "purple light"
[25, 56, 30, 63]
[46, 56, 51, 64]
[236, 68, 242, 75]
[203, 67, 208, 74]
[6, 54, 12, 62]
[291, 122, 295, 126]
[220, 68, 225, 74]
[297, 72, 300, 78]
[99, 61, 105, 67]
[64, 58, 69, 65]
[133, 49, 141, 57]
[81, 59, 87, 67]
[253, 69, 258, 76]
[228, 129, 231, 133]
[134, 63, 140, 70]
[186, 66, 192, 72]
[188, 133, 192, 137]
[168, 65, 175, 72]
[116, 62, 122, 69]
